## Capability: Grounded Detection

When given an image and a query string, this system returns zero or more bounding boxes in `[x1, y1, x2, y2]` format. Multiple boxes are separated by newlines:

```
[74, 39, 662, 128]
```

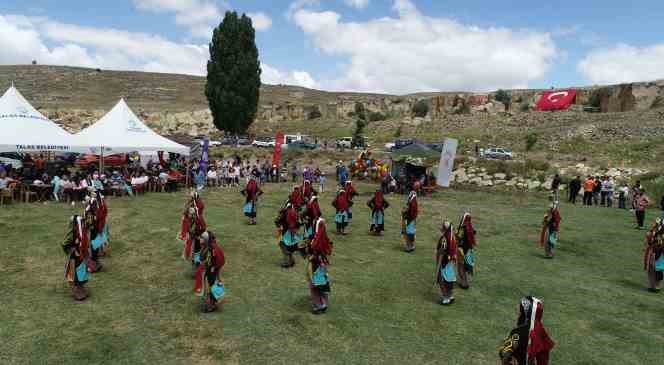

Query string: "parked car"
[384, 142, 396, 151]
[484, 147, 513, 160]
[0, 152, 24, 170]
[220, 136, 236, 145]
[394, 138, 415, 150]
[236, 136, 252, 146]
[336, 137, 353, 149]
[252, 137, 276, 148]
[76, 154, 128, 168]
[427, 142, 444, 152]
[286, 140, 319, 150]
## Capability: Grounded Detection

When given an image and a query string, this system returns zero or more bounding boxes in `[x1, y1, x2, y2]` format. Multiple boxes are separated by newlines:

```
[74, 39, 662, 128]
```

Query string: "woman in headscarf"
[402, 190, 418, 252]
[303, 194, 322, 242]
[644, 218, 664, 292]
[62, 215, 91, 301]
[241, 176, 263, 225]
[302, 179, 315, 201]
[344, 181, 358, 221]
[539, 202, 561, 259]
[179, 191, 207, 271]
[435, 220, 457, 305]
[194, 231, 226, 313]
[456, 212, 477, 289]
[367, 189, 390, 235]
[332, 189, 350, 235]
[499, 296, 555, 365]
[276, 200, 302, 268]
[290, 185, 305, 212]
[83, 189, 105, 272]
[307, 217, 333, 314]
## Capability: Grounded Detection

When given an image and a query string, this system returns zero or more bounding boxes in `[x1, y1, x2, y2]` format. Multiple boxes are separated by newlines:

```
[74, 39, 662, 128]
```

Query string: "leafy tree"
[352, 117, 367, 148]
[412, 100, 429, 117]
[525, 130, 538, 152]
[206, 11, 261, 134]
[368, 111, 386, 122]
[495, 89, 512, 109]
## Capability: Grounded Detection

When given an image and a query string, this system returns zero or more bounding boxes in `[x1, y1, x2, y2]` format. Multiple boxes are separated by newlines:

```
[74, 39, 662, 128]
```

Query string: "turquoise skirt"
[441, 262, 457, 282]
[91, 225, 109, 250]
[313, 266, 328, 286]
[76, 261, 89, 282]
[243, 201, 256, 215]
[371, 211, 384, 225]
[211, 281, 225, 300]
[283, 230, 302, 247]
[656, 255, 664, 271]
[335, 211, 348, 224]
[406, 220, 416, 235]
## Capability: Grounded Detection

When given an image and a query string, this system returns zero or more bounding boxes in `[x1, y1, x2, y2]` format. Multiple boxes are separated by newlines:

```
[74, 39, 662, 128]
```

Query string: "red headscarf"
[307, 197, 322, 219]
[334, 190, 349, 212]
[311, 218, 333, 256]
[291, 187, 304, 208]
[528, 302, 555, 362]
[303, 180, 312, 197]
[444, 226, 457, 257]
[246, 178, 258, 200]
[408, 191, 418, 220]
[461, 214, 476, 247]
[374, 190, 384, 210]
[286, 205, 298, 232]
[344, 181, 357, 198]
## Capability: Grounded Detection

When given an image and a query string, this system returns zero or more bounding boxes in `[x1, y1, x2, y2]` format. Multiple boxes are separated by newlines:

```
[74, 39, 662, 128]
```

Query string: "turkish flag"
[536, 89, 577, 111]
[272, 131, 284, 166]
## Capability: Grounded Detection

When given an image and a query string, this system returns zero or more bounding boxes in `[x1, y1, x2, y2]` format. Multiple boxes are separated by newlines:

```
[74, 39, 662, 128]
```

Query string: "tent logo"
[127, 119, 146, 133]
[16, 106, 29, 114]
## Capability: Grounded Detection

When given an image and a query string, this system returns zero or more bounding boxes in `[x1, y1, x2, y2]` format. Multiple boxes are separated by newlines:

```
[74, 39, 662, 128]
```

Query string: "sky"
[1, 0, 663, 95]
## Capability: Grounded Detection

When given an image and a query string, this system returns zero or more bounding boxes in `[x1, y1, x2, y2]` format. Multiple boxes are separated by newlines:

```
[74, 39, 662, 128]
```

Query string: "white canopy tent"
[76, 99, 190, 156]
[0, 85, 91, 153]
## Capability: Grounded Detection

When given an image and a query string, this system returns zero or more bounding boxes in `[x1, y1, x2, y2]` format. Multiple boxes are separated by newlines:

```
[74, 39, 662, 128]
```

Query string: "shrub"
[368, 111, 387, 122]
[520, 101, 530, 112]
[412, 100, 429, 118]
[495, 89, 512, 108]
[307, 108, 322, 120]
[525, 130, 538, 152]
[394, 124, 403, 138]
[525, 159, 550, 172]
[454, 102, 471, 115]
[651, 96, 664, 109]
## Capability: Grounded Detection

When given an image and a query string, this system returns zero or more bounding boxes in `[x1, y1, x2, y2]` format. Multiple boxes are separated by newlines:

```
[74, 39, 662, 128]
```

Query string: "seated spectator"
[111, 170, 133, 196]
[0, 171, 13, 193]
[207, 167, 218, 187]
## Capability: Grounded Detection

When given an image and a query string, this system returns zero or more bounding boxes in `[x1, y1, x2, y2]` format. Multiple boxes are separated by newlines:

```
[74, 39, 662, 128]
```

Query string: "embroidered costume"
[62, 216, 91, 301]
[344, 181, 358, 220]
[539, 203, 561, 258]
[367, 189, 389, 235]
[402, 190, 418, 252]
[290, 186, 305, 212]
[179, 191, 207, 270]
[241, 176, 263, 225]
[307, 218, 333, 314]
[302, 179, 315, 201]
[276, 201, 302, 267]
[456, 212, 477, 289]
[499, 296, 555, 365]
[303, 195, 322, 241]
[194, 231, 226, 312]
[436, 221, 457, 305]
[83, 190, 108, 272]
[644, 219, 664, 292]
[332, 190, 350, 234]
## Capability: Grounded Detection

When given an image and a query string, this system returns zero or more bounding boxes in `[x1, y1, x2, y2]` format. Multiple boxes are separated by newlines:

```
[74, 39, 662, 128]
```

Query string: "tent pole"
[100, 147, 104, 175]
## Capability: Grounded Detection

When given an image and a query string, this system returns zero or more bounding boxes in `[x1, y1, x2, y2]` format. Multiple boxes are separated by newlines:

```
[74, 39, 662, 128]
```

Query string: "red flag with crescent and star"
[272, 131, 284, 166]
[536, 89, 577, 111]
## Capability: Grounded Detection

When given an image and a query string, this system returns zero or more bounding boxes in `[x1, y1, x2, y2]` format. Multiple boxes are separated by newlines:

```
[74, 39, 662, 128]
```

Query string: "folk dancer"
[62, 215, 91, 301]
[456, 212, 477, 289]
[539, 203, 561, 259]
[344, 180, 358, 221]
[290, 185, 305, 212]
[303, 194, 322, 242]
[302, 179, 315, 201]
[332, 190, 350, 235]
[644, 218, 664, 292]
[241, 176, 263, 225]
[194, 231, 226, 312]
[499, 296, 555, 365]
[401, 190, 418, 252]
[367, 189, 390, 235]
[276, 200, 302, 268]
[435, 220, 457, 305]
[307, 217, 333, 314]
[179, 191, 207, 271]
[83, 189, 107, 272]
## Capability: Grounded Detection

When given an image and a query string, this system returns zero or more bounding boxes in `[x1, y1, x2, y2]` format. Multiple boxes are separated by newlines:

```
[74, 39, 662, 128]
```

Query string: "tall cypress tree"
[206, 11, 262, 134]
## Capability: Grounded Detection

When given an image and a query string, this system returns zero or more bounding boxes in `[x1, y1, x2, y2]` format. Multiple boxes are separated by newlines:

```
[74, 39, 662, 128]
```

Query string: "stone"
[480, 179, 494, 187]
[543, 178, 553, 190]
[470, 177, 483, 185]
[527, 180, 541, 190]
[494, 173, 507, 180]
[494, 179, 507, 185]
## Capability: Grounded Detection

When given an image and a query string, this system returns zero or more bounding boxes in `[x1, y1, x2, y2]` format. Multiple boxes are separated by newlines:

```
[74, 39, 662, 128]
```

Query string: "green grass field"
[1, 183, 663, 365]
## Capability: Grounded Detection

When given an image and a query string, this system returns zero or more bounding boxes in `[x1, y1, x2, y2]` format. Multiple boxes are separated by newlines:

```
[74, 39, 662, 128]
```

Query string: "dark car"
[236, 136, 252, 146]
[394, 138, 415, 150]
[427, 142, 444, 152]
[287, 141, 319, 150]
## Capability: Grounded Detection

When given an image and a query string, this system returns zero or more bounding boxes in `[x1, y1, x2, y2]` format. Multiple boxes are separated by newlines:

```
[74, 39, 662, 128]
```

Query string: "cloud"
[262, 64, 318, 88]
[0, 14, 316, 89]
[578, 43, 664, 84]
[132, 0, 224, 38]
[344, 0, 370, 10]
[247, 12, 273, 31]
[292, 0, 558, 93]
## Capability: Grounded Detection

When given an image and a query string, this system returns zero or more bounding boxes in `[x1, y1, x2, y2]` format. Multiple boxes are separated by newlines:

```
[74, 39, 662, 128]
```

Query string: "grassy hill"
[1, 183, 664, 364]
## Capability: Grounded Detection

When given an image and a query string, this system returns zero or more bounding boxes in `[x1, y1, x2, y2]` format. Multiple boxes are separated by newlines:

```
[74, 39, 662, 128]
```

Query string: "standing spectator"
[35, 154, 46, 175]
[568, 176, 581, 204]
[618, 183, 629, 209]
[583, 176, 594, 206]
[319, 172, 326, 193]
[551, 174, 561, 202]
[635, 190, 650, 229]
[592, 176, 601, 206]
[291, 164, 298, 183]
[603, 177, 614, 208]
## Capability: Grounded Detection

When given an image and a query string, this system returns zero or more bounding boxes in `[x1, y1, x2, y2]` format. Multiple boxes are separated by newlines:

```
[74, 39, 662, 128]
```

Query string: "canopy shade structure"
[76, 99, 190, 155]
[0, 85, 91, 153]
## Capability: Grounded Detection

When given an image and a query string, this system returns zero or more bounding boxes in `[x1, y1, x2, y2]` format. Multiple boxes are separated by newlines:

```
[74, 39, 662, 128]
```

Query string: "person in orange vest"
[583, 176, 595, 206]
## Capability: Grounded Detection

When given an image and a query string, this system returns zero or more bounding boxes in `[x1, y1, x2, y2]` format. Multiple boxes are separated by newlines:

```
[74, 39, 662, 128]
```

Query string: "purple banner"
[199, 137, 209, 174]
